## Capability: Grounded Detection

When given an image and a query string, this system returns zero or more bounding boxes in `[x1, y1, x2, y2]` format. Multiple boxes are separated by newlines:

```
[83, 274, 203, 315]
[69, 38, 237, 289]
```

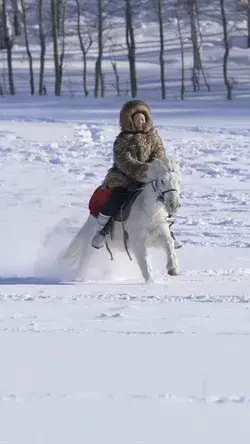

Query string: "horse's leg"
[161, 227, 179, 276]
[132, 238, 152, 283]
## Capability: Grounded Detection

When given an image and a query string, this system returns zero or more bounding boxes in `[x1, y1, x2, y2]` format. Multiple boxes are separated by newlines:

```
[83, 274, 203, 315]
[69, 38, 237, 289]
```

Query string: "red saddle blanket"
[88, 186, 113, 217]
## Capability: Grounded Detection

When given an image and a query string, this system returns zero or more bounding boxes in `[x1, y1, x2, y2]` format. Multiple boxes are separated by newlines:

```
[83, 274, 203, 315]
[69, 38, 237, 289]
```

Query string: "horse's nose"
[169, 197, 180, 212]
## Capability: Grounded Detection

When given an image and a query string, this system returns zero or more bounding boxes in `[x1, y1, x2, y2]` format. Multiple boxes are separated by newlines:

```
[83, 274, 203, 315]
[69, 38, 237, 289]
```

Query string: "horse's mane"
[148, 156, 180, 181]
[165, 156, 180, 176]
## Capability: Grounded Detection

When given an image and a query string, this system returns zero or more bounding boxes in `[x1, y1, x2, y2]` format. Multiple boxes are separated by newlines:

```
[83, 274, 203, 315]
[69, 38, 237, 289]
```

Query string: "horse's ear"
[168, 156, 180, 176]
[143, 159, 156, 183]
[146, 158, 167, 180]
[144, 157, 180, 182]
[140, 159, 159, 182]
[155, 156, 180, 175]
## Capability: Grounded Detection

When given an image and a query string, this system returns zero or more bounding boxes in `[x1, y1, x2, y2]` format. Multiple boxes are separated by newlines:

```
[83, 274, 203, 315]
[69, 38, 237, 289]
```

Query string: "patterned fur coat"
[103, 100, 167, 189]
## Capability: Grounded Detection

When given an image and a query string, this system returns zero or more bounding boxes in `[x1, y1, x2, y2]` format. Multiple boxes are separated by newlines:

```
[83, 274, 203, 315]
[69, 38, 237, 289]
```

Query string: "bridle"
[151, 179, 180, 204]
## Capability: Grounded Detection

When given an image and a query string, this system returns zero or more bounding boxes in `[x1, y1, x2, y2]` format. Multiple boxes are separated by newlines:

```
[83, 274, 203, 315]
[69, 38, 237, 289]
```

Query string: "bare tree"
[125, 0, 137, 98]
[94, 0, 105, 97]
[0, 66, 4, 95]
[238, 0, 250, 47]
[186, 0, 202, 91]
[1, 0, 15, 94]
[193, 0, 211, 92]
[176, 7, 185, 99]
[177, 0, 210, 92]
[0, 0, 4, 49]
[11, 0, 22, 36]
[109, 39, 121, 96]
[220, 0, 232, 99]
[20, 0, 35, 95]
[93, 0, 122, 98]
[55, 0, 66, 36]
[51, 0, 66, 95]
[38, 0, 46, 95]
[0, 62, 7, 95]
[75, 0, 92, 97]
[245, 0, 250, 47]
[154, 0, 166, 99]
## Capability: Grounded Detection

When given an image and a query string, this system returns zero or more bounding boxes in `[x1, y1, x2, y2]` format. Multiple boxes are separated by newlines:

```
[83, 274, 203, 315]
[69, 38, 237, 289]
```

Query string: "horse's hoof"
[168, 268, 178, 276]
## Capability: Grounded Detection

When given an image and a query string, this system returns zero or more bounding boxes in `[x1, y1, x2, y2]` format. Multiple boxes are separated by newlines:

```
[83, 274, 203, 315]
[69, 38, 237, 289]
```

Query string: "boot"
[92, 213, 111, 249]
[170, 231, 183, 249]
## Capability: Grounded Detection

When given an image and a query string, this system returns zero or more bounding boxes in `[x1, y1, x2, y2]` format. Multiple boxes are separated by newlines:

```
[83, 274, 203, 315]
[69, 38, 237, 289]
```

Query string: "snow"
[1, 9, 250, 442]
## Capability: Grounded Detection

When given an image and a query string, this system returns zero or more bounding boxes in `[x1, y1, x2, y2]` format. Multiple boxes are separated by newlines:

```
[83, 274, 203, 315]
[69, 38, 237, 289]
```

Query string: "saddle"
[113, 187, 143, 222]
[102, 186, 144, 242]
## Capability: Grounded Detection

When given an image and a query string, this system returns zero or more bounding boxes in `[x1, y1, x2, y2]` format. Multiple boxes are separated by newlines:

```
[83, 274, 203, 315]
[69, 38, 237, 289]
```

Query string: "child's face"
[133, 113, 146, 131]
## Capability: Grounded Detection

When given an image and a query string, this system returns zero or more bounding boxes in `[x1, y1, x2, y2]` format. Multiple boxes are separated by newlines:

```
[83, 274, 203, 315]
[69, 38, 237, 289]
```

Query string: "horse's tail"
[59, 215, 95, 268]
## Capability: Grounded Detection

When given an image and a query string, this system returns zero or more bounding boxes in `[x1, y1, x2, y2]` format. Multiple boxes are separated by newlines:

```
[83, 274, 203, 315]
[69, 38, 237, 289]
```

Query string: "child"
[92, 100, 182, 249]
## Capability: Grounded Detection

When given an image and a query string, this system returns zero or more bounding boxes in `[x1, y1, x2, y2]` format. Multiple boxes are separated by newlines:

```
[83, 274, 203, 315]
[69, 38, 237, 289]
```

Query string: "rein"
[151, 180, 179, 207]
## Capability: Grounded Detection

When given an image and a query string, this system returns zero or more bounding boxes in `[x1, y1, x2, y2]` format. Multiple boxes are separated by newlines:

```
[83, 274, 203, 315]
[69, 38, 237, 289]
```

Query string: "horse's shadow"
[0, 276, 72, 286]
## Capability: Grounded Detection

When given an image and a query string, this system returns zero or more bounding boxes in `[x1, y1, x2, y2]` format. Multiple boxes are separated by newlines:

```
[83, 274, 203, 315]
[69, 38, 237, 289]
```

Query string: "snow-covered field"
[1, 95, 250, 443]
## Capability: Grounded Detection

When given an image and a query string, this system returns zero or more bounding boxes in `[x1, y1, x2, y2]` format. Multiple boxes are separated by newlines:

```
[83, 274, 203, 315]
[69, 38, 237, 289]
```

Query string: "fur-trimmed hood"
[119, 100, 154, 133]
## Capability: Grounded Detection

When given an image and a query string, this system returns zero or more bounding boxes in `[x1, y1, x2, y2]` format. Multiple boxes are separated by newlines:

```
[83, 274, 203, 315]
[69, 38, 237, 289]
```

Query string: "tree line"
[0, 0, 249, 99]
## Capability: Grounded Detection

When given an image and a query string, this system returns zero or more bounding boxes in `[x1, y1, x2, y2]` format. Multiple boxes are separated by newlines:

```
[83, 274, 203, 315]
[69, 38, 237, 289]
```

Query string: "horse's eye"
[161, 180, 164, 184]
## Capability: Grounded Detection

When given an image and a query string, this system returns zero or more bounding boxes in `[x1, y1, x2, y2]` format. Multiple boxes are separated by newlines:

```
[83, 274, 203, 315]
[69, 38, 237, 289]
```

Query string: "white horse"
[61, 157, 181, 282]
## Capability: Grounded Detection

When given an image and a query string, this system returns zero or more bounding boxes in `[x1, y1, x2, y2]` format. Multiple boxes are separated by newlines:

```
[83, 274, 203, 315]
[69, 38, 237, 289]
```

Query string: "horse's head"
[143, 157, 181, 216]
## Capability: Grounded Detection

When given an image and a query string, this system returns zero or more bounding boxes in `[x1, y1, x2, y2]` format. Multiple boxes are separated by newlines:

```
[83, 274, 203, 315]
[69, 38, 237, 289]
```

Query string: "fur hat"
[119, 100, 153, 133]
